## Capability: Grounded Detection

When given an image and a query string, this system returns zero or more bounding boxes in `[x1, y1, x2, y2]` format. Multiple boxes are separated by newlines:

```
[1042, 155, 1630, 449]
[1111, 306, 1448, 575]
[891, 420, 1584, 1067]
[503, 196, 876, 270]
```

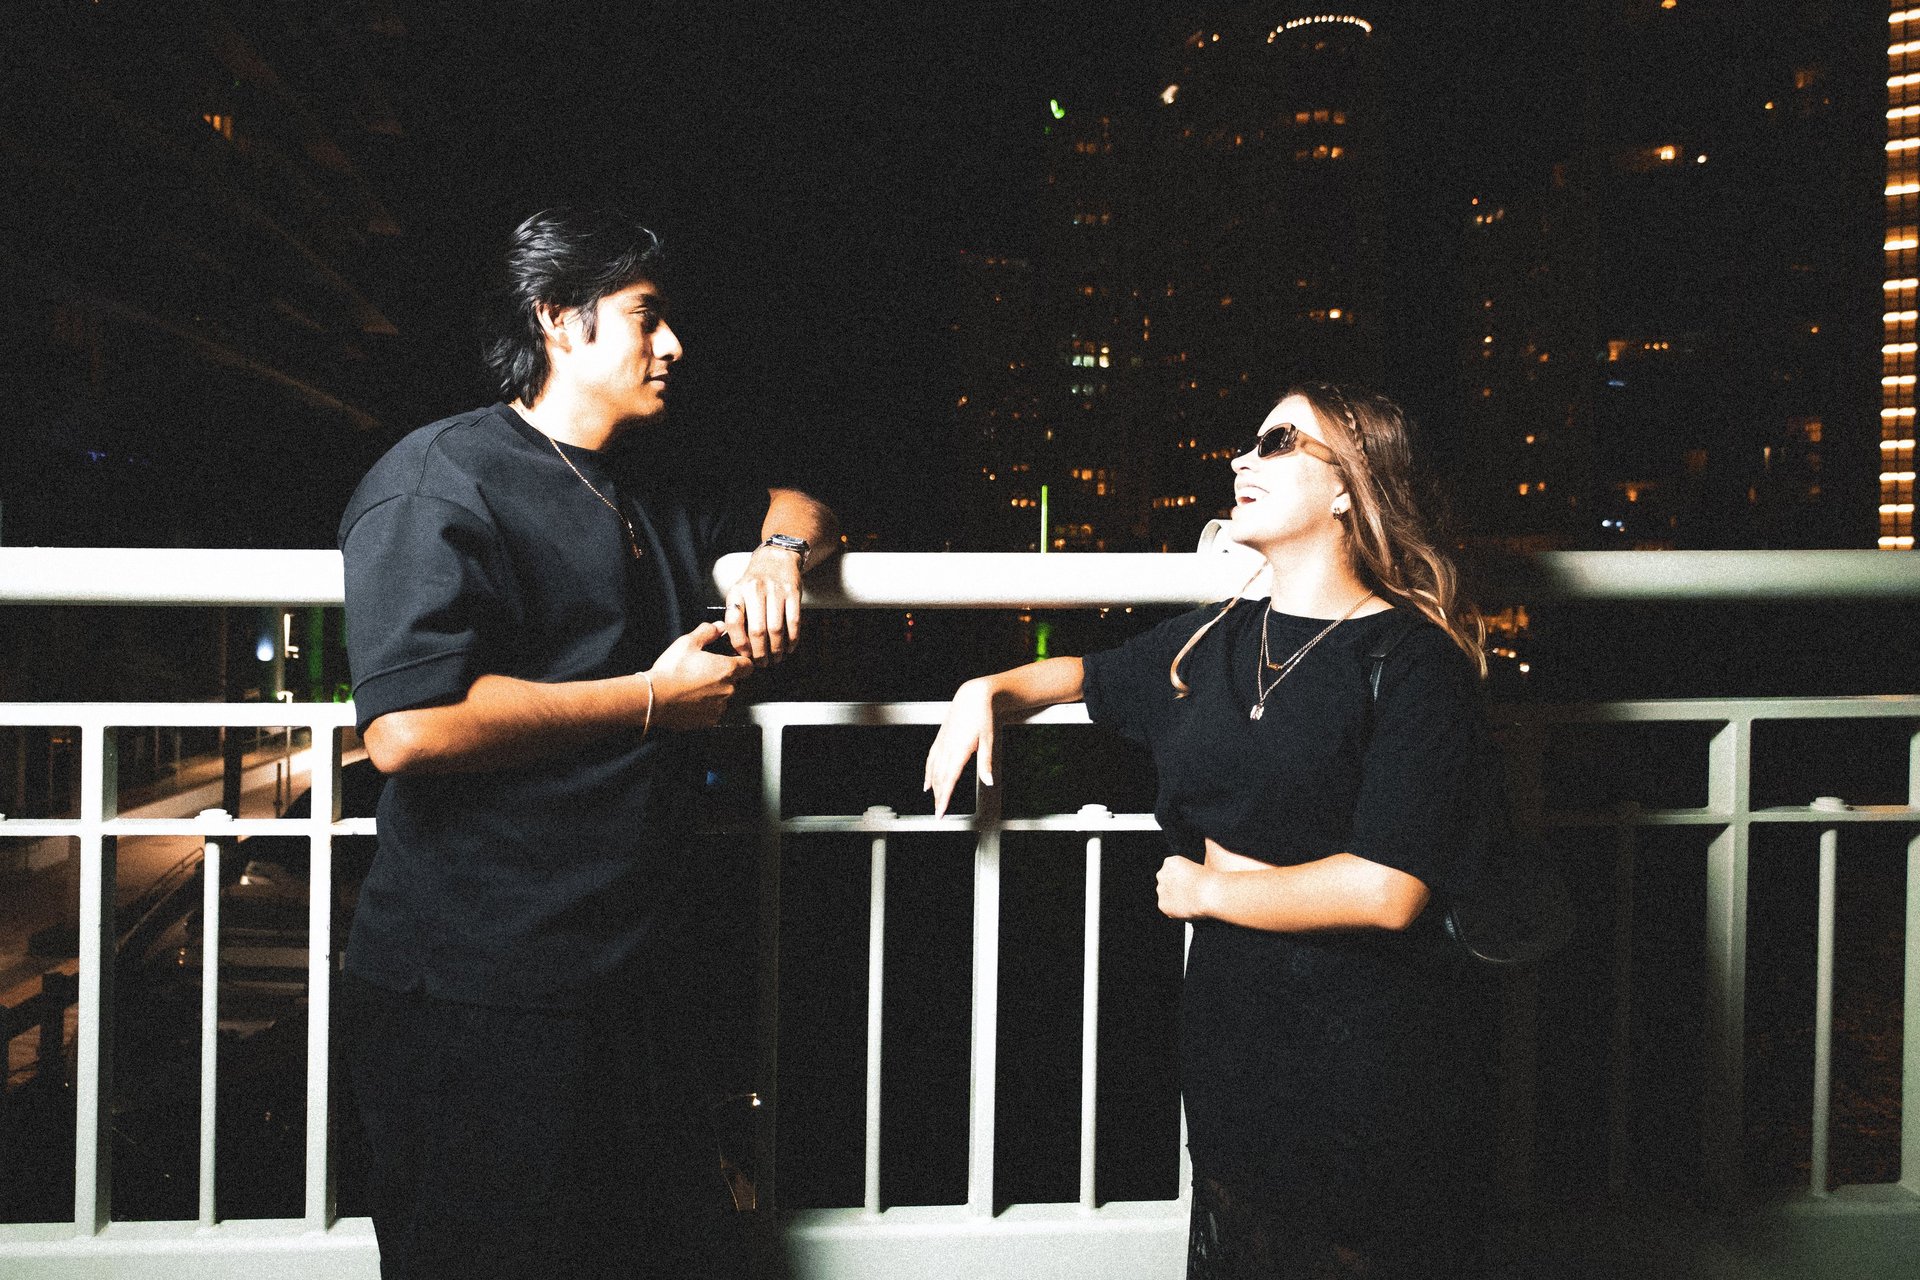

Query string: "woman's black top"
[1082, 601, 1493, 1254]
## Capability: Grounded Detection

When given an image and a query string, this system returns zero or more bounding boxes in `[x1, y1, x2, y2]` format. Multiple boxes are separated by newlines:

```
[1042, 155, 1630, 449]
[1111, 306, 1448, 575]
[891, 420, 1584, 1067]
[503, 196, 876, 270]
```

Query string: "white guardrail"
[0, 548, 1918, 1280]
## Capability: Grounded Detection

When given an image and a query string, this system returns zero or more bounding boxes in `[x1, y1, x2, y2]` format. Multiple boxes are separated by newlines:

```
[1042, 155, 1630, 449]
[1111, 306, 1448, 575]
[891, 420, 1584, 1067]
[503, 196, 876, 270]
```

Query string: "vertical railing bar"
[1702, 717, 1751, 1207]
[1078, 833, 1102, 1212]
[966, 760, 1003, 1216]
[303, 721, 338, 1229]
[1496, 718, 1548, 1206]
[198, 839, 222, 1227]
[863, 832, 887, 1216]
[1606, 820, 1637, 1196]
[1178, 921, 1193, 1208]
[1810, 825, 1838, 1198]
[1901, 725, 1920, 1197]
[72, 719, 116, 1235]
[754, 720, 785, 1213]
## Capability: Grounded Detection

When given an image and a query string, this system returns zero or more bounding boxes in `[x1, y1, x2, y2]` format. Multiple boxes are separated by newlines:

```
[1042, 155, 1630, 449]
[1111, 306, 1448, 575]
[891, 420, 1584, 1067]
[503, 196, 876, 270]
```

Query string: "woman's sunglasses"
[1246, 423, 1338, 465]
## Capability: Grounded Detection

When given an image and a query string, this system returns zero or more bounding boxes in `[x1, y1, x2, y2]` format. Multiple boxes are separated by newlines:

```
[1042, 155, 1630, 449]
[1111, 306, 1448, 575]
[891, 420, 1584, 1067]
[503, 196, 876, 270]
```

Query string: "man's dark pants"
[344, 971, 744, 1279]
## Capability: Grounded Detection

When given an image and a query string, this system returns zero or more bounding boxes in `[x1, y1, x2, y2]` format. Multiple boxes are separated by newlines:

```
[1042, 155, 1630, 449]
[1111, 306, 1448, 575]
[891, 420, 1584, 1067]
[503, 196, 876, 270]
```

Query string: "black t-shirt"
[1082, 601, 1478, 893]
[1081, 602, 1492, 1244]
[338, 404, 763, 1009]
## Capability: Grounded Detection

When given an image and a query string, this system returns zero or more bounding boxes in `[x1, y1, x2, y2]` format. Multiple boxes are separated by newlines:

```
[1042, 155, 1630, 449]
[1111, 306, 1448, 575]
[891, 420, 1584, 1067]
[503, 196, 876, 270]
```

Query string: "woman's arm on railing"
[923, 657, 1085, 816]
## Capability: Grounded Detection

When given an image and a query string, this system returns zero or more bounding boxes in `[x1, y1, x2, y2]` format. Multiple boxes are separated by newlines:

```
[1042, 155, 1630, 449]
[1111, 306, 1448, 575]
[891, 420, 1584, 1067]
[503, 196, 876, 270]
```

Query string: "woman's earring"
[1331, 499, 1350, 517]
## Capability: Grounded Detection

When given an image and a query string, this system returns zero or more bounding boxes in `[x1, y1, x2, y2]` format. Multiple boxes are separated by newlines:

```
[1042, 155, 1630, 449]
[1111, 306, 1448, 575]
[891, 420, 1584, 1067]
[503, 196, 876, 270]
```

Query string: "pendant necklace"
[547, 434, 644, 560]
[1249, 588, 1375, 721]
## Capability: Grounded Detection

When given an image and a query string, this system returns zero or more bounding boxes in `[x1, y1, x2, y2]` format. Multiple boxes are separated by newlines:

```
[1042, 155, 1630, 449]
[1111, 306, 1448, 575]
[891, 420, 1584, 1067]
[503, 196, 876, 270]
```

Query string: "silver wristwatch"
[760, 533, 810, 570]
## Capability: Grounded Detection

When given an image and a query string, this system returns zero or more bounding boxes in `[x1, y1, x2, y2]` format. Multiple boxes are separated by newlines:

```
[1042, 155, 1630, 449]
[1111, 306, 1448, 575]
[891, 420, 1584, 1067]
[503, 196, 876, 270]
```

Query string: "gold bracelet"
[640, 669, 655, 740]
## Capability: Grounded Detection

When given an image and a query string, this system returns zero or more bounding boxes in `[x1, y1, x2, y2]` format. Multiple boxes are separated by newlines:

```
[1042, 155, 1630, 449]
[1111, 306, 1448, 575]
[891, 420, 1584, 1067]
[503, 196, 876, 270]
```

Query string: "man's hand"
[923, 677, 997, 817]
[649, 622, 754, 730]
[724, 544, 804, 667]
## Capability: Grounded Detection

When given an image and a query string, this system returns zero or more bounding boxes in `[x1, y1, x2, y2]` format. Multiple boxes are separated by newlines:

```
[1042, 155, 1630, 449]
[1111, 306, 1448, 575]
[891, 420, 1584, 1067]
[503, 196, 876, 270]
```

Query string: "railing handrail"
[1, 546, 1917, 608]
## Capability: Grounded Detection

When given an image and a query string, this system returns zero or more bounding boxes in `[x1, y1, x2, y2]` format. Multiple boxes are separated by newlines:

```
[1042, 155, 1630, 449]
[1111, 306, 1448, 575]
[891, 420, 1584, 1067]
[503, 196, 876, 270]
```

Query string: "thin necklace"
[547, 434, 643, 560]
[1250, 589, 1374, 721]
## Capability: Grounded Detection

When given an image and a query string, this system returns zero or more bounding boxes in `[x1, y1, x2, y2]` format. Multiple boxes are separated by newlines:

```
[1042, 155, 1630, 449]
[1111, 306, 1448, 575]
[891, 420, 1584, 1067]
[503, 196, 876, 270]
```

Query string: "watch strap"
[761, 533, 809, 570]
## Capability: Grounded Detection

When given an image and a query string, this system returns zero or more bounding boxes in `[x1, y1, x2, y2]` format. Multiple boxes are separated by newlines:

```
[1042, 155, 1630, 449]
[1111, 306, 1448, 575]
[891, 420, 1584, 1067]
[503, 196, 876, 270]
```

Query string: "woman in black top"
[925, 382, 1493, 1278]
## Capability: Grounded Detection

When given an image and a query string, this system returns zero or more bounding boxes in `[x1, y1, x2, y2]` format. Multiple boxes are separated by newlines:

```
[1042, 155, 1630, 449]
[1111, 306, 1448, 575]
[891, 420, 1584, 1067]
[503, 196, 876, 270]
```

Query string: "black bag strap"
[1364, 609, 1423, 703]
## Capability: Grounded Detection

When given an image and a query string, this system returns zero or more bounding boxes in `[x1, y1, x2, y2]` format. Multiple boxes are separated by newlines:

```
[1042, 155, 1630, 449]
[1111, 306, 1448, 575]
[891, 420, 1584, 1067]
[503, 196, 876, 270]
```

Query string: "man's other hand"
[724, 544, 804, 667]
[649, 622, 754, 731]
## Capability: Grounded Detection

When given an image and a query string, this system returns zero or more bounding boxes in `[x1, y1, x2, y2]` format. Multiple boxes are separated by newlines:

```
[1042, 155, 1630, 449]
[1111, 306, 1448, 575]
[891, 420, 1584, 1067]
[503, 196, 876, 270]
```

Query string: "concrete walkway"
[1, 740, 364, 1078]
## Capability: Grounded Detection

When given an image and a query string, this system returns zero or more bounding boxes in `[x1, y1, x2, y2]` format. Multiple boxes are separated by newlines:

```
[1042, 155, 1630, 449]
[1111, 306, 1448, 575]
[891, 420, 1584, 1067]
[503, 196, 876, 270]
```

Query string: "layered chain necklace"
[1249, 588, 1375, 720]
[547, 435, 644, 560]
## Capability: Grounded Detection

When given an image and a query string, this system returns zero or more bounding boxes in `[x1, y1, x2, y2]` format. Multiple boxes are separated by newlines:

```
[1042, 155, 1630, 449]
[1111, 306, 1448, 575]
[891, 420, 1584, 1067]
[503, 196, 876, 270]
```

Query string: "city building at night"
[953, 10, 1391, 553]
[1886, 3, 1920, 548]
[1457, 0, 1883, 553]
[2, 1, 413, 552]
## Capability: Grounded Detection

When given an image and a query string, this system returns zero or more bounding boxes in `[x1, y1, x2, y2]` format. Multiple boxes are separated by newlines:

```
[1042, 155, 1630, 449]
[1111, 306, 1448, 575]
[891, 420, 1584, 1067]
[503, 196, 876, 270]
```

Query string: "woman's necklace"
[547, 434, 644, 560]
[1249, 588, 1375, 720]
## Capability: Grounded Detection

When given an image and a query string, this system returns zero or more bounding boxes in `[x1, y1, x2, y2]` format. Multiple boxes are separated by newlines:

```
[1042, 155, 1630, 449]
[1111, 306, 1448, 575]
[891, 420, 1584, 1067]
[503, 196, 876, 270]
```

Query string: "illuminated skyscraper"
[1142, 12, 1387, 549]
[1455, 0, 1881, 552]
[1887, 4, 1920, 549]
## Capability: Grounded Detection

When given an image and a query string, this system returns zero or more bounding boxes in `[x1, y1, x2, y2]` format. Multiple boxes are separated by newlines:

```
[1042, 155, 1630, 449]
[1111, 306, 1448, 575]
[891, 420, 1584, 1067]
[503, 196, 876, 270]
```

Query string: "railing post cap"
[861, 805, 897, 822]
[197, 807, 234, 823]
[1076, 803, 1113, 820]
[1810, 796, 1849, 812]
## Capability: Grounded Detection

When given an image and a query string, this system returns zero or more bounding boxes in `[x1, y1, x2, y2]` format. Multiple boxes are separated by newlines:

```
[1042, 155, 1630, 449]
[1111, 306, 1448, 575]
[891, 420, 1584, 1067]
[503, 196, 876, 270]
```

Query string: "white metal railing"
[0, 700, 367, 1276]
[2, 549, 1918, 1279]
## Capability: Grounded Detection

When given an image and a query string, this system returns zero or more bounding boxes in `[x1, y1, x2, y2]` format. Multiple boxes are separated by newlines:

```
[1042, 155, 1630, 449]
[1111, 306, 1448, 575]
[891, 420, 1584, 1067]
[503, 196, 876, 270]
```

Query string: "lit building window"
[203, 112, 234, 140]
[1272, 15, 1374, 38]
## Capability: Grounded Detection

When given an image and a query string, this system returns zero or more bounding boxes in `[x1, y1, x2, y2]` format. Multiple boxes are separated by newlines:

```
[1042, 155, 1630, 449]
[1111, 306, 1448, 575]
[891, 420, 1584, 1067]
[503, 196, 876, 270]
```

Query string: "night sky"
[336, 5, 1195, 532]
[6, 4, 1598, 549]
[315, 3, 1581, 546]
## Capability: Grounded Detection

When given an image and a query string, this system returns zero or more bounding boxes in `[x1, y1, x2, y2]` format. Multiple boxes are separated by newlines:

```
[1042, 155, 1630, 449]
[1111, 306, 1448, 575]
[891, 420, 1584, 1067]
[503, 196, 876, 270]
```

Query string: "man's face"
[552, 278, 682, 426]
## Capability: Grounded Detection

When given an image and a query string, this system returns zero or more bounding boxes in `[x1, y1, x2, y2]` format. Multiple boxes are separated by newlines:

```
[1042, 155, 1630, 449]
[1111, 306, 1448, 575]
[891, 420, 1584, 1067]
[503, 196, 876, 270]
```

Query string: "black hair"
[482, 206, 668, 404]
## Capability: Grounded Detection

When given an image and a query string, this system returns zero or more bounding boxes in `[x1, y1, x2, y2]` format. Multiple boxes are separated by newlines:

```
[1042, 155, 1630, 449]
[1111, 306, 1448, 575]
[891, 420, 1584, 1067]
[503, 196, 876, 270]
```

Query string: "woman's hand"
[1156, 854, 1215, 920]
[647, 622, 755, 732]
[924, 677, 997, 817]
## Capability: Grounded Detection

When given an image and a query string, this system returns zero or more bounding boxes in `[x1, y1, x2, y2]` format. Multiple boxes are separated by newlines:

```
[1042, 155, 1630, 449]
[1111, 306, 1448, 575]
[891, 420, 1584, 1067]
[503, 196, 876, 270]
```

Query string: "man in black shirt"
[339, 207, 837, 1278]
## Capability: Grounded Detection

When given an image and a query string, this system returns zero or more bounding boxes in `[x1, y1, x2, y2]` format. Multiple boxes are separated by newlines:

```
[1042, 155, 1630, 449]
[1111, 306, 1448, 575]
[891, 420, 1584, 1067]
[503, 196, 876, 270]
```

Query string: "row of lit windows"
[1889, 45, 1915, 550]
[1297, 145, 1346, 161]
[1153, 494, 1202, 509]
[1292, 109, 1349, 125]
[1182, 15, 1373, 51]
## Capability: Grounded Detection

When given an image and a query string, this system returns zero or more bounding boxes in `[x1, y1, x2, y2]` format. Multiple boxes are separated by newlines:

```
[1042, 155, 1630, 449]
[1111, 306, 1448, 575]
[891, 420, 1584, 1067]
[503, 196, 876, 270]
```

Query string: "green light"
[306, 608, 325, 701]
[1049, 98, 1065, 120]
[1039, 484, 1050, 553]
[1034, 620, 1053, 661]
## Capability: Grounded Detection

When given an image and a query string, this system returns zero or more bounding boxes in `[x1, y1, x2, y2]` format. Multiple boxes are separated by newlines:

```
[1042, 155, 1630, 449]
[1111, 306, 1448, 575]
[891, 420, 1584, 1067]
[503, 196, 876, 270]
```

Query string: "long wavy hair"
[1170, 380, 1487, 693]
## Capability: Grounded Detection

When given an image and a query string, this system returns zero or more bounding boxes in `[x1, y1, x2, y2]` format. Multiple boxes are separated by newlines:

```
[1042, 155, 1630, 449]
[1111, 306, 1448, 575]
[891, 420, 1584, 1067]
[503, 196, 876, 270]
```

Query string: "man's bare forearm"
[764, 487, 839, 571]
[362, 672, 650, 775]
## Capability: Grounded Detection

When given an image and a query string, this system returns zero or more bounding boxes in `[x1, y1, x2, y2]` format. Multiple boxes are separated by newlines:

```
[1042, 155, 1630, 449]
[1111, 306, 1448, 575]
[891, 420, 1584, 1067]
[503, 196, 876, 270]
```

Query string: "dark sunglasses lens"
[1255, 426, 1297, 458]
